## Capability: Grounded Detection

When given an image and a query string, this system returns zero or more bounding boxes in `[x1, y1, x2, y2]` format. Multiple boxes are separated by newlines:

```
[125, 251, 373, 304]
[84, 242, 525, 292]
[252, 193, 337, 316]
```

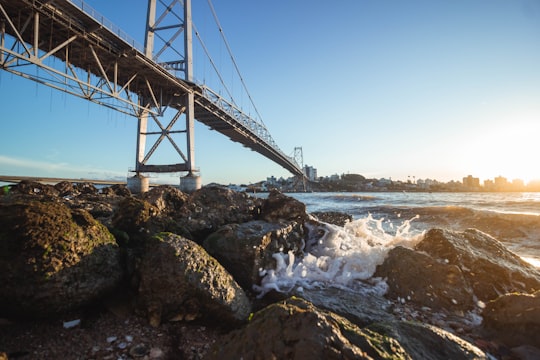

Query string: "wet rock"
[366, 321, 487, 360]
[416, 228, 540, 302]
[0, 200, 122, 318]
[311, 211, 353, 227]
[178, 186, 263, 242]
[206, 297, 486, 360]
[259, 189, 308, 222]
[294, 286, 394, 327]
[375, 246, 475, 311]
[137, 233, 251, 326]
[206, 297, 403, 360]
[511, 345, 540, 360]
[482, 290, 540, 347]
[203, 220, 305, 290]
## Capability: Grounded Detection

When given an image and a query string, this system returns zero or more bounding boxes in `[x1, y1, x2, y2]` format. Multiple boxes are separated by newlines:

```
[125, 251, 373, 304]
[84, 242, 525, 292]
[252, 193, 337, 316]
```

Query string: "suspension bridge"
[0, 0, 304, 192]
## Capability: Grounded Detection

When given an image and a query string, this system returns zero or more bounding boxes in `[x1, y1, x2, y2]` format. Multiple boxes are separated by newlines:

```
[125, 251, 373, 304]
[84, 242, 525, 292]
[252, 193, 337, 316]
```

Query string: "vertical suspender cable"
[206, 0, 265, 125]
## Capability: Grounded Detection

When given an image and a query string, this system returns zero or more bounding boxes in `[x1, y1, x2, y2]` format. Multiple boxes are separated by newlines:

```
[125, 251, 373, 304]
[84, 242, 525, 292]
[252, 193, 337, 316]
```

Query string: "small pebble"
[63, 319, 81, 329]
[107, 336, 117, 343]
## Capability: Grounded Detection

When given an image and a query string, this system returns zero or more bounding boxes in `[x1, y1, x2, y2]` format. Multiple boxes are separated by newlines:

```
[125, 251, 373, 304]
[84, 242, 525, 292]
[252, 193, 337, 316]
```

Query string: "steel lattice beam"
[0, 0, 305, 178]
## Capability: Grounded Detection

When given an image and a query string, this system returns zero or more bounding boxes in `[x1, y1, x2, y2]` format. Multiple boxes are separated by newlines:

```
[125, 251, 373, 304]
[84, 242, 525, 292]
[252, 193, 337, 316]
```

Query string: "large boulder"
[110, 197, 169, 246]
[259, 190, 308, 222]
[0, 200, 122, 318]
[178, 186, 263, 242]
[206, 297, 402, 360]
[416, 228, 540, 302]
[365, 321, 487, 360]
[136, 233, 251, 326]
[140, 185, 188, 216]
[375, 246, 475, 311]
[203, 220, 305, 290]
[206, 297, 487, 360]
[482, 290, 540, 347]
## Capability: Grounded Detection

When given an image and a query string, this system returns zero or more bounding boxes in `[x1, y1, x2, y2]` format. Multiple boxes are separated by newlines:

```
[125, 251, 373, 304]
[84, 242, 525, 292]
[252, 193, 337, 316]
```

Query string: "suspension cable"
[206, 0, 265, 124]
[193, 23, 235, 103]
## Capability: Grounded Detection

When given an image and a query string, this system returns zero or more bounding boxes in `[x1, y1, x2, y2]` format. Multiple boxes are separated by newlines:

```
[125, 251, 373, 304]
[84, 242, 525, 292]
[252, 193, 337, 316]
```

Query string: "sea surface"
[255, 191, 540, 297]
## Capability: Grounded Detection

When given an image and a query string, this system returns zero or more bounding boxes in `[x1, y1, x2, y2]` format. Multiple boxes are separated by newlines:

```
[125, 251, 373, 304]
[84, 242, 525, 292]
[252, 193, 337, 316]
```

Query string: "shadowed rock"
[136, 233, 251, 326]
[482, 290, 540, 347]
[0, 200, 122, 318]
[416, 228, 540, 302]
[203, 220, 305, 290]
[206, 297, 487, 360]
[141, 185, 188, 216]
[259, 189, 308, 222]
[178, 186, 263, 242]
[311, 211, 353, 227]
[375, 246, 475, 311]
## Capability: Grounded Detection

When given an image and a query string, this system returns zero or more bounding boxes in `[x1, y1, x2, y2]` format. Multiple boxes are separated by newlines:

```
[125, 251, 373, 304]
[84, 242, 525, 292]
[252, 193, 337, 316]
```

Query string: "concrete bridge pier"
[127, 175, 150, 194]
[180, 172, 201, 193]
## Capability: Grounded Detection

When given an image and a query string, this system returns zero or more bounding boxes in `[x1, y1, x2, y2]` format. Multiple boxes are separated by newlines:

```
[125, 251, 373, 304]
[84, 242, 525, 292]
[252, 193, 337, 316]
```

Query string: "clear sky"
[1, 0, 540, 185]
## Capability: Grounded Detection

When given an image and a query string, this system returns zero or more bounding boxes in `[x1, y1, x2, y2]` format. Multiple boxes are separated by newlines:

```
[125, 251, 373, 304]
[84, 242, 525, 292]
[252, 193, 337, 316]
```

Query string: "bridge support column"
[127, 174, 150, 194]
[180, 172, 201, 193]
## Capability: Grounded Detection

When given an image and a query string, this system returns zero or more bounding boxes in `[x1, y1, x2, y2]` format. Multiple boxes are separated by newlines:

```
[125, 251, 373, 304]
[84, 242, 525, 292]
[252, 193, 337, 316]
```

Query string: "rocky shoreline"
[1, 181, 539, 359]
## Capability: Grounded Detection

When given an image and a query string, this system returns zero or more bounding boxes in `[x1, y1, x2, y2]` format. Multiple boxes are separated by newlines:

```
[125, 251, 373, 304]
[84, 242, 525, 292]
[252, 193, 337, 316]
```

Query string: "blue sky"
[1, 0, 540, 185]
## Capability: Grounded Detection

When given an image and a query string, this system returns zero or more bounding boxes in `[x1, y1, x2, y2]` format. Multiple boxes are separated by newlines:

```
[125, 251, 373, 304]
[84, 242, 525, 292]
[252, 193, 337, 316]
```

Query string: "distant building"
[328, 174, 340, 182]
[303, 165, 317, 181]
[494, 176, 509, 190]
[512, 178, 525, 191]
[463, 175, 480, 189]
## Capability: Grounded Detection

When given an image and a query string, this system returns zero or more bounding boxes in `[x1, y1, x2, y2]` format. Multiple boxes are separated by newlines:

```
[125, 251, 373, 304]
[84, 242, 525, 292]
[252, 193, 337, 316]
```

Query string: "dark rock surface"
[136, 233, 251, 326]
[206, 297, 487, 360]
[259, 189, 308, 222]
[179, 186, 263, 241]
[293, 287, 394, 327]
[2, 182, 538, 358]
[0, 200, 122, 318]
[311, 211, 353, 227]
[416, 228, 540, 302]
[203, 220, 305, 290]
[482, 290, 540, 347]
[375, 246, 475, 311]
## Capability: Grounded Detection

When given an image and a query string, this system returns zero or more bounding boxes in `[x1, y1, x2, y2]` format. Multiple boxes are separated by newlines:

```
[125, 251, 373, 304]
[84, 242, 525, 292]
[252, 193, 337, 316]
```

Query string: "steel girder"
[0, 0, 305, 178]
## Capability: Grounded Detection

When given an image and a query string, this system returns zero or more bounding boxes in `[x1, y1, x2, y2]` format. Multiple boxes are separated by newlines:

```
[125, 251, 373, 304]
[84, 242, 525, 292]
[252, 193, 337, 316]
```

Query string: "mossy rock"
[0, 200, 123, 318]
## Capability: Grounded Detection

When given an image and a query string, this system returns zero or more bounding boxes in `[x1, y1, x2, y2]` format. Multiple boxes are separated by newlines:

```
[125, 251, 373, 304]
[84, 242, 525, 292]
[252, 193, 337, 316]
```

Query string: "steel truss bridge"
[0, 0, 303, 190]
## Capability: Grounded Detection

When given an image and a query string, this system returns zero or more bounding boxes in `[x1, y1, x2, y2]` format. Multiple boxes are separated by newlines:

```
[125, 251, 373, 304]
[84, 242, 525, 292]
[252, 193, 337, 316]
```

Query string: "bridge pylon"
[131, 0, 200, 193]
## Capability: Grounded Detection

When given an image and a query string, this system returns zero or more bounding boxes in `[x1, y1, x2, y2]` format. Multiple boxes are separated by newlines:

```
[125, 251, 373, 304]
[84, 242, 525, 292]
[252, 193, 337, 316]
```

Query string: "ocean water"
[255, 191, 540, 297]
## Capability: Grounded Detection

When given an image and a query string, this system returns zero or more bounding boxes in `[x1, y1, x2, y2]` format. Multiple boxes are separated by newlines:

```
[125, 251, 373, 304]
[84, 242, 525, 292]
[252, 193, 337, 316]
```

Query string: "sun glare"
[463, 121, 540, 184]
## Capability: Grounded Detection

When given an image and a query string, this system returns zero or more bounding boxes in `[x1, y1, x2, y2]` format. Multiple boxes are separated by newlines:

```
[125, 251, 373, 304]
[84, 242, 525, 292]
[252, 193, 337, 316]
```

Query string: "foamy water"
[254, 214, 425, 297]
[254, 191, 540, 297]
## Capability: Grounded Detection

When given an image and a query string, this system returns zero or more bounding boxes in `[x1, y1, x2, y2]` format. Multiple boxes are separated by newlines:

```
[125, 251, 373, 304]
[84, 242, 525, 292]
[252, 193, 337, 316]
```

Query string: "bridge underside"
[0, 0, 304, 178]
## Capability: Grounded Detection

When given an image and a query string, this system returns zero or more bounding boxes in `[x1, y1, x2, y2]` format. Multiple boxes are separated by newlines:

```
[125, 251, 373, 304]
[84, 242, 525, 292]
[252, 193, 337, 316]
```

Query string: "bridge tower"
[293, 147, 307, 191]
[129, 0, 201, 192]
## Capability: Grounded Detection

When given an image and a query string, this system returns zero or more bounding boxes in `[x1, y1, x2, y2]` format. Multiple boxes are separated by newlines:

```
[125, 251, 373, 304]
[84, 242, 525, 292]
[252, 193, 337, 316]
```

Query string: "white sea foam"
[253, 214, 425, 298]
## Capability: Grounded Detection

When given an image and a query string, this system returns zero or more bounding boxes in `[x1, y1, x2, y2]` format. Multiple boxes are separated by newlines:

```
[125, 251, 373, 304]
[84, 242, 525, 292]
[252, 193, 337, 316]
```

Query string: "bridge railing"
[198, 85, 301, 168]
[68, 0, 144, 52]
[65, 0, 302, 174]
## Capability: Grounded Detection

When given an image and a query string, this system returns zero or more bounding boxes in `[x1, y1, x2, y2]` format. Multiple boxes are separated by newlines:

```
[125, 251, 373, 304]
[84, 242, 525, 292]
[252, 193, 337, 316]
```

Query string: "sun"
[461, 121, 540, 184]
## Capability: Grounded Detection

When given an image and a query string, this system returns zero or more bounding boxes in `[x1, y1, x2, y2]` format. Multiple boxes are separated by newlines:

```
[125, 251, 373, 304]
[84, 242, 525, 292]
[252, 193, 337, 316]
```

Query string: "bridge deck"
[0, 0, 303, 176]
